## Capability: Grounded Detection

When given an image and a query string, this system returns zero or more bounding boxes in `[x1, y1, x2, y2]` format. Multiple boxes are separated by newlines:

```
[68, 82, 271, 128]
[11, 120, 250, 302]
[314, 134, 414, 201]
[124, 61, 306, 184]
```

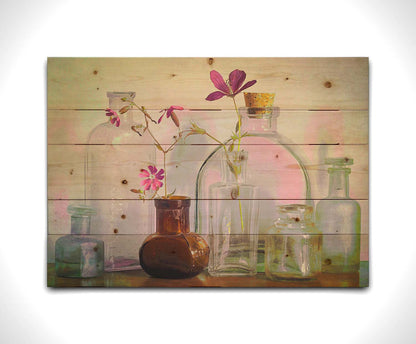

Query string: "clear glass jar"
[315, 157, 361, 273]
[265, 204, 321, 280]
[195, 107, 312, 271]
[55, 204, 104, 278]
[208, 150, 259, 276]
[86, 92, 156, 271]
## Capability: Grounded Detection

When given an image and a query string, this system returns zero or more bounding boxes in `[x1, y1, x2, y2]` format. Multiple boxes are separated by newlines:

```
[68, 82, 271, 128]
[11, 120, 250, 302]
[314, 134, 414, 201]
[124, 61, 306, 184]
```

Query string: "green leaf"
[155, 143, 164, 152]
[167, 188, 176, 198]
[231, 132, 239, 140]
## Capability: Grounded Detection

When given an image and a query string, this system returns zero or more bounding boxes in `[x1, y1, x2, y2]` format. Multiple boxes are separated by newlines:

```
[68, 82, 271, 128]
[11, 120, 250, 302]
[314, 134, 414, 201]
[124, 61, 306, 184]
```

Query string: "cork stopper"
[244, 92, 275, 114]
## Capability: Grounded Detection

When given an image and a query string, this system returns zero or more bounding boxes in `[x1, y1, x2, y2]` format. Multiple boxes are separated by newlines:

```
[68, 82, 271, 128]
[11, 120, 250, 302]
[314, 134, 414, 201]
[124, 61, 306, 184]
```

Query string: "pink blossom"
[206, 69, 257, 101]
[105, 108, 121, 127]
[139, 166, 165, 191]
[158, 105, 184, 124]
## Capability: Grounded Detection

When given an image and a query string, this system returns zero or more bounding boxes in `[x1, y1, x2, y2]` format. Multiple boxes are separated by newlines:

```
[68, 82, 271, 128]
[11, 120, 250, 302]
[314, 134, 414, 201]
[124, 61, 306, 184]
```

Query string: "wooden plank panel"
[47, 57, 368, 110]
[48, 200, 369, 235]
[47, 235, 369, 267]
[47, 145, 85, 200]
[48, 144, 368, 200]
[47, 199, 368, 262]
[48, 109, 369, 145]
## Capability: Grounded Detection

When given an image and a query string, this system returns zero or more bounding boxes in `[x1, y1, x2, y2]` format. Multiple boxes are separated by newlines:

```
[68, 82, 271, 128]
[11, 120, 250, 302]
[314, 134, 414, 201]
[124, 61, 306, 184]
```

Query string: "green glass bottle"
[315, 158, 361, 273]
[55, 205, 104, 278]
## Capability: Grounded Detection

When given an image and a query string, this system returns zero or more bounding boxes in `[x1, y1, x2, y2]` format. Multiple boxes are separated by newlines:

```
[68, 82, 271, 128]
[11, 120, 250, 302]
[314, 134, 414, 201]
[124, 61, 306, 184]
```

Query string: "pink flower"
[105, 108, 121, 127]
[158, 105, 184, 125]
[139, 165, 165, 191]
[206, 69, 257, 101]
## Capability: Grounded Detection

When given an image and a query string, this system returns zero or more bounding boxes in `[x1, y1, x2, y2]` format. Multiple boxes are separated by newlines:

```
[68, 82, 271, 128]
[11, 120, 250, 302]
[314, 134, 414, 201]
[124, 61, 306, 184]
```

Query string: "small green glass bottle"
[315, 158, 361, 273]
[55, 205, 104, 278]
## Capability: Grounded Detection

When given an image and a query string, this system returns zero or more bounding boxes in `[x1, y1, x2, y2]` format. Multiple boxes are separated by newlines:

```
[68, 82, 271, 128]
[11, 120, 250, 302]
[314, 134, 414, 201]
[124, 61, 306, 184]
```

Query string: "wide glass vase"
[195, 106, 312, 271]
[208, 150, 259, 276]
[265, 204, 321, 280]
[139, 196, 210, 279]
[85, 91, 156, 271]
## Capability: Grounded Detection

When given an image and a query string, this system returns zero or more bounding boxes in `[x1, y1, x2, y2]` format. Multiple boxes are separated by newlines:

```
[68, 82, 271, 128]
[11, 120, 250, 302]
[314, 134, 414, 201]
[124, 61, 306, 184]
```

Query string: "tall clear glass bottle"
[55, 204, 104, 278]
[265, 204, 321, 280]
[315, 157, 361, 273]
[195, 106, 312, 271]
[86, 92, 155, 271]
[208, 150, 259, 276]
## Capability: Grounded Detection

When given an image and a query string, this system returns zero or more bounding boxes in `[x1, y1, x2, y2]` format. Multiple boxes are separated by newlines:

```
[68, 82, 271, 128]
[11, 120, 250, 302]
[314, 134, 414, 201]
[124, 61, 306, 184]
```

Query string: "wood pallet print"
[47, 57, 369, 287]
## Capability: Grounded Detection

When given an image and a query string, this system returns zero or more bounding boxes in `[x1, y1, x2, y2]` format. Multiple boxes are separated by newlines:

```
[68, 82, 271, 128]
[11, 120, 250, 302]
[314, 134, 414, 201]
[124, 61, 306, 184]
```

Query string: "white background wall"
[1, 0, 415, 343]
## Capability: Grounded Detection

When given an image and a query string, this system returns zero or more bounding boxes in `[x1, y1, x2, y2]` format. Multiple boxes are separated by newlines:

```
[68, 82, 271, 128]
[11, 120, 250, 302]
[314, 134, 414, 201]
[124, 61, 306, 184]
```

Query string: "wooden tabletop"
[48, 262, 368, 288]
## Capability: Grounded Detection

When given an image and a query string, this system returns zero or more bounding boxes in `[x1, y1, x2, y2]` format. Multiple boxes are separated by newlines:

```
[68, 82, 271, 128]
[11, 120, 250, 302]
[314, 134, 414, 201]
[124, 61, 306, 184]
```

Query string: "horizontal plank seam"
[47, 233, 369, 236]
[48, 143, 369, 146]
[47, 198, 369, 201]
[48, 108, 370, 112]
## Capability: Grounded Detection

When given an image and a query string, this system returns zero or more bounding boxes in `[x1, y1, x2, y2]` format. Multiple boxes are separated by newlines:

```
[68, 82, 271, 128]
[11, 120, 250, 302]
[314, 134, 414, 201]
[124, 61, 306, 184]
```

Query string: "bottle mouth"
[239, 107, 280, 118]
[106, 91, 136, 99]
[325, 157, 354, 166]
[154, 196, 191, 209]
[67, 204, 96, 216]
[275, 204, 313, 227]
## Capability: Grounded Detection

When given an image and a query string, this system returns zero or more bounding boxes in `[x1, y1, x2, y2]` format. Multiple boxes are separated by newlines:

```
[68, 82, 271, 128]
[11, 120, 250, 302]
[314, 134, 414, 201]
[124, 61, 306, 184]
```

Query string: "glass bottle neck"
[107, 91, 135, 125]
[327, 169, 350, 199]
[155, 198, 190, 234]
[240, 115, 277, 134]
[71, 216, 91, 235]
[275, 204, 314, 230]
[111, 112, 134, 125]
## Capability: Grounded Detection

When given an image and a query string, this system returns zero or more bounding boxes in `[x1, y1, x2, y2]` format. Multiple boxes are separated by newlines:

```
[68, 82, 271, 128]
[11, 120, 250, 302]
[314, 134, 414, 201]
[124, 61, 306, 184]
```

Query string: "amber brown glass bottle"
[139, 196, 209, 279]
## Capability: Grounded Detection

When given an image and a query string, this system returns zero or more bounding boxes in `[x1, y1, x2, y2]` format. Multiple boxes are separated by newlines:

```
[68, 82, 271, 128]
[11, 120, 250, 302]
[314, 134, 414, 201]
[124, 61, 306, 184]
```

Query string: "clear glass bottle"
[195, 106, 312, 272]
[86, 92, 156, 271]
[315, 157, 361, 273]
[208, 150, 259, 276]
[55, 204, 104, 278]
[265, 204, 321, 280]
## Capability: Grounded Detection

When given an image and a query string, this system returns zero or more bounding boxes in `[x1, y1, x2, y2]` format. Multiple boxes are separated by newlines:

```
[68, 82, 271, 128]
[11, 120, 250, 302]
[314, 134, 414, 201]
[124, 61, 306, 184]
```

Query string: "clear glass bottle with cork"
[195, 93, 312, 272]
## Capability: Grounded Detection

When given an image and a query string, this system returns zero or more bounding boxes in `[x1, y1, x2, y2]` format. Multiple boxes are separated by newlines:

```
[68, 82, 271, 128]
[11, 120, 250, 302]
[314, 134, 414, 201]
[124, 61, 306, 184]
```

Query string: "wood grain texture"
[48, 144, 368, 200]
[47, 200, 369, 235]
[47, 57, 368, 110]
[48, 109, 368, 145]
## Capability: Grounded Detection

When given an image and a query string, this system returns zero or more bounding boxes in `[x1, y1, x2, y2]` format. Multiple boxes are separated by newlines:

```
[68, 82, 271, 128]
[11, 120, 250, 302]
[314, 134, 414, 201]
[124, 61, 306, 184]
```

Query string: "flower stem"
[163, 152, 167, 198]
[232, 97, 244, 232]
[232, 96, 242, 151]
[128, 101, 171, 198]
